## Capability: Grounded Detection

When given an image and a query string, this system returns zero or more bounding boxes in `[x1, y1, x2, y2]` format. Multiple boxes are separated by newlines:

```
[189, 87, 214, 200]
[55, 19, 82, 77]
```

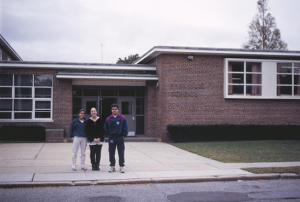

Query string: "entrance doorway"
[72, 87, 145, 135]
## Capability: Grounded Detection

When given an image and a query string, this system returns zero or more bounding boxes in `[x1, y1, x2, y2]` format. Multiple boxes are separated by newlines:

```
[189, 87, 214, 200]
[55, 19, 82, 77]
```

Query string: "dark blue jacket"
[69, 118, 87, 138]
[104, 113, 128, 136]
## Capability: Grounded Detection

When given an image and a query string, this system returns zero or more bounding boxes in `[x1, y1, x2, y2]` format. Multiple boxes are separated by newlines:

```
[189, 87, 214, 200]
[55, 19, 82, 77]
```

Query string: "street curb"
[0, 174, 299, 188]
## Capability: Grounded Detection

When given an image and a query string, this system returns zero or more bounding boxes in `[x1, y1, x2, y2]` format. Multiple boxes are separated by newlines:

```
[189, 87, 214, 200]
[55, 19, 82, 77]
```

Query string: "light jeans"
[72, 136, 88, 169]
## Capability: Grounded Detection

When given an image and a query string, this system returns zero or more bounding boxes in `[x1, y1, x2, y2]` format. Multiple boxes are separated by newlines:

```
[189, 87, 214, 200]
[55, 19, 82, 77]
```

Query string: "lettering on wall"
[170, 83, 204, 97]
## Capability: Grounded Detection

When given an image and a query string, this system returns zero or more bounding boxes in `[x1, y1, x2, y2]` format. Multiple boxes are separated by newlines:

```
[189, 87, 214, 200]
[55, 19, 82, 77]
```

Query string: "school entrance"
[72, 87, 145, 136]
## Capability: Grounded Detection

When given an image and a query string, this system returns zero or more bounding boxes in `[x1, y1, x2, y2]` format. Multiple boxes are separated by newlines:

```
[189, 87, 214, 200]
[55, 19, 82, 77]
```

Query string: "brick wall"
[153, 54, 300, 141]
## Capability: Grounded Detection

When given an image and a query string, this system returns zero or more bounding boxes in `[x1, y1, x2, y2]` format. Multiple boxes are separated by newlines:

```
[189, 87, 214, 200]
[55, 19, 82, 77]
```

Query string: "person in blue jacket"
[104, 104, 128, 173]
[69, 109, 88, 171]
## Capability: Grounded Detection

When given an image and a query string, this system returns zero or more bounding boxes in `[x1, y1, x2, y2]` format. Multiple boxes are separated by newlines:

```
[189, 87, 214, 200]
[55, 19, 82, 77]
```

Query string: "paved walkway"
[0, 142, 299, 187]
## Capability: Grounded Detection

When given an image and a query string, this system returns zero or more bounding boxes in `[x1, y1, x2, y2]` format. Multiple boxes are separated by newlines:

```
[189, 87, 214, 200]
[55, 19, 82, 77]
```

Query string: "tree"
[116, 54, 140, 64]
[242, 0, 287, 50]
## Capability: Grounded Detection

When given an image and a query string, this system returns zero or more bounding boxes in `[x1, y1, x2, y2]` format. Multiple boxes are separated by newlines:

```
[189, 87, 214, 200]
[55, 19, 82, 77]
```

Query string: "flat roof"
[134, 46, 300, 64]
[0, 61, 156, 71]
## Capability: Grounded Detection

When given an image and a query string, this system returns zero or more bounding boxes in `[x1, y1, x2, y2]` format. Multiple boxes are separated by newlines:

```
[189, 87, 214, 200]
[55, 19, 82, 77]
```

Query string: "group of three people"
[69, 104, 128, 173]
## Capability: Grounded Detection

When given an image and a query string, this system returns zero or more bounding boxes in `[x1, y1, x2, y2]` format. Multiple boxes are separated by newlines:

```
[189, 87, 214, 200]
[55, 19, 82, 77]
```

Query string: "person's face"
[78, 111, 85, 119]
[91, 108, 97, 117]
[111, 107, 118, 116]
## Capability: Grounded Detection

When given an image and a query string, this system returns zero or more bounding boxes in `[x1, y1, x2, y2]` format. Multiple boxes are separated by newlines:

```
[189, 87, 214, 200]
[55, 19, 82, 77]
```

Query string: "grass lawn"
[171, 140, 300, 163]
[242, 166, 300, 174]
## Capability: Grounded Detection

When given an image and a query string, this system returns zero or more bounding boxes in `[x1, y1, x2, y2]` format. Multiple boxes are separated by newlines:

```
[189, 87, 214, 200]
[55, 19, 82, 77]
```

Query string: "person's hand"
[72, 137, 74, 141]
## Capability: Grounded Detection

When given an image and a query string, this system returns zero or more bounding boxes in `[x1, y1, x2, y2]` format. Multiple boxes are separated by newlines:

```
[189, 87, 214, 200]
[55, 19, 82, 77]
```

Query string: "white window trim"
[0, 74, 53, 122]
[224, 58, 300, 99]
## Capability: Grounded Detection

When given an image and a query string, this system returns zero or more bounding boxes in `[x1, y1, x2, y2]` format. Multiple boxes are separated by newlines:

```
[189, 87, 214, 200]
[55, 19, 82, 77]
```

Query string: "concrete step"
[64, 135, 160, 143]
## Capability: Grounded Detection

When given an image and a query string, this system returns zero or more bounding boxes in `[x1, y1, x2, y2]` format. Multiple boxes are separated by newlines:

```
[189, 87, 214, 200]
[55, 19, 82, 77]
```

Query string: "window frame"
[224, 58, 300, 99]
[0, 74, 53, 122]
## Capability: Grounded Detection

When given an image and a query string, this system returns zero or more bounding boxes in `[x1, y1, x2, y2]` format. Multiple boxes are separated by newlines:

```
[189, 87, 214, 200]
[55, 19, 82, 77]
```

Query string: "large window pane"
[0, 100, 12, 111]
[0, 112, 11, 119]
[15, 88, 32, 98]
[0, 74, 13, 86]
[14, 112, 32, 119]
[294, 87, 300, 96]
[0, 88, 12, 98]
[14, 75, 33, 86]
[277, 75, 292, 84]
[73, 98, 81, 105]
[122, 102, 132, 115]
[14, 100, 32, 111]
[35, 112, 51, 118]
[83, 89, 98, 96]
[34, 75, 52, 86]
[101, 89, 115, 96]
[294, 63, 300, 74]
[35, 101, 51, 109]
[119, 89, 133, 96]
[277, 86, 292, 95]
[229, 73, 244, 83]
[136, 89, 145, 97]
[294, 75, 300, 85]
[277, 63, 292, 73]
[35, 88, 51, 98]
[246, 86, 261, 95]
[228, 85, 244, 95]
[246, 74, 261, 84]
[228, 62, 244, 72]
[246, 62, 261, 72]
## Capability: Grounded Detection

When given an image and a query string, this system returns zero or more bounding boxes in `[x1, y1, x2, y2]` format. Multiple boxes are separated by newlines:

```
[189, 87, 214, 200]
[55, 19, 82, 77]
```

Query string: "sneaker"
[92, 165, 96, 171]
[120, 166, 125, 173]
[72, 167, 76, 171]
[81, 167, 87, 171]
[109, 166, 116, 172]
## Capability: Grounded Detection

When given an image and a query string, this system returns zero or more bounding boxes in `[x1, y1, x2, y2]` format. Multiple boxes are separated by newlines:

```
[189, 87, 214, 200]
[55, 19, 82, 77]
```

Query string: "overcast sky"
[1, 0, 300, 63]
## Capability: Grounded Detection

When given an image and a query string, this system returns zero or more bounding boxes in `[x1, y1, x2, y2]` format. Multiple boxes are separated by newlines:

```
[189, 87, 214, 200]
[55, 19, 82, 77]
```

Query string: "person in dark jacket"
[69, 109, 88, 171]
[85, 107, 104, 171]
[104, 104, 128, 173]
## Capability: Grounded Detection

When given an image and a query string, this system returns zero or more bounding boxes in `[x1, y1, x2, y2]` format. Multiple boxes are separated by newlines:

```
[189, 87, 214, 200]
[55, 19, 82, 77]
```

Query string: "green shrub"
[167, 124, 300, 142]
[0, 125, 46, 141]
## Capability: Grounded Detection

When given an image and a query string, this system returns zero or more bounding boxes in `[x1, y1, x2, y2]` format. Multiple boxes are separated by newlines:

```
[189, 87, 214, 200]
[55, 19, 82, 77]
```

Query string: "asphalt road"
[0, 179, 300, 202]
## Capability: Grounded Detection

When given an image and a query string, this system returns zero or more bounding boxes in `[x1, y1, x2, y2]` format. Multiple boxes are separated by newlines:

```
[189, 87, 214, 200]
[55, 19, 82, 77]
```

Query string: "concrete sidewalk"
[0, 142, 299, 187]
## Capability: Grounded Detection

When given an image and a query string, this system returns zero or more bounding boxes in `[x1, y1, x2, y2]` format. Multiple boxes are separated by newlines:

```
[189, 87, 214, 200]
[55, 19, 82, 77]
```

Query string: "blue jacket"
[69, 118, 87, 138]
[104, 113, 128, 136]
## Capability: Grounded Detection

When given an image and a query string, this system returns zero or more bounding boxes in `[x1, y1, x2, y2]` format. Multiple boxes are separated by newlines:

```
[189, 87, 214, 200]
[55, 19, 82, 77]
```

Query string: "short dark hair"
[111, 104, 119, 109]
[78, 109, 86, 117]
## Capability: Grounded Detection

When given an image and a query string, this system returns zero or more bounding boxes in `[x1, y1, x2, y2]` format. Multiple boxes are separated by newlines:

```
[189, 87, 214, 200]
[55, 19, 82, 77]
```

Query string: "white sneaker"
[109, 166, 116, 172]
[72, 167, 76, 171]
[81, 167, 87, 171]
[120, 167, 125, 173]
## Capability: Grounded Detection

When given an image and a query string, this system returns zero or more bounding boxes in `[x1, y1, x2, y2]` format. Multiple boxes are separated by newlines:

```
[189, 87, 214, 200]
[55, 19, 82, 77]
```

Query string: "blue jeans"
[108, 135, 125, 167]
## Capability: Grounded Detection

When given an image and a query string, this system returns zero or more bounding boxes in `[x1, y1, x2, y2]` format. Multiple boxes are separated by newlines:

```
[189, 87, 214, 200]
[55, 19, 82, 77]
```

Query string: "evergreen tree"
[242, 0, 287, 50]
[116, 54, 140, 64]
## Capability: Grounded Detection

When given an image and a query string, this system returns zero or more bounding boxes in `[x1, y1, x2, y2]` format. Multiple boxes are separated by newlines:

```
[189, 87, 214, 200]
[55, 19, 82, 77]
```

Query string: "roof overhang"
[134, 46, 300, 64]
[56, 72, 158, 80]
[0, 61, 156, 71]
[0, 34, 22, 61]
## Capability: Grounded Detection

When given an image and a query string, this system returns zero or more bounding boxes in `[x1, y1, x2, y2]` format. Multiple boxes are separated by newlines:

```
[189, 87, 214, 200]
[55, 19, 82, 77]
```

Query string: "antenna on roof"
[101, 43, 104, 63]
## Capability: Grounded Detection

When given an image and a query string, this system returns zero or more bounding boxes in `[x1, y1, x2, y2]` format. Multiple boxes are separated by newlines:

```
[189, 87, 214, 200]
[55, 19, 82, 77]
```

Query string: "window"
[277, 63, 300, 96]
[0, 74, 53, 120]
[228, 61, 262, 96]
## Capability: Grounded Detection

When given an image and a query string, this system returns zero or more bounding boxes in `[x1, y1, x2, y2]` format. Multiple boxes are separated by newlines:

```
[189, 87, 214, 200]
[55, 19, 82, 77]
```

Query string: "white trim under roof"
[134, 46, 300, 64]
[56, 75, 158, 80]
[0, 62, 156, 71]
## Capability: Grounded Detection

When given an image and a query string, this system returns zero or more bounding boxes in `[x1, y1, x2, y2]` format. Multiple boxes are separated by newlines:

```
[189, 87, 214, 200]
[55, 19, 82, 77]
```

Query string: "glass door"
[118, 97, 136, 136]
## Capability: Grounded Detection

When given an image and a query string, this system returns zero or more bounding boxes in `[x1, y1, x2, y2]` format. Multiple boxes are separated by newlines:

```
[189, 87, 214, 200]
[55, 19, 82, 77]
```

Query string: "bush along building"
[1, 35, 300, 142]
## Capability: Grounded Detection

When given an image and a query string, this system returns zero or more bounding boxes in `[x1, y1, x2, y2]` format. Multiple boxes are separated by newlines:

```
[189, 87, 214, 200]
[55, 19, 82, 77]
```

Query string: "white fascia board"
[225, 58, 300, 62]
[0, 63, 156, 71]
[135, 48, 300, 64]
[56, 75, 158, 80]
